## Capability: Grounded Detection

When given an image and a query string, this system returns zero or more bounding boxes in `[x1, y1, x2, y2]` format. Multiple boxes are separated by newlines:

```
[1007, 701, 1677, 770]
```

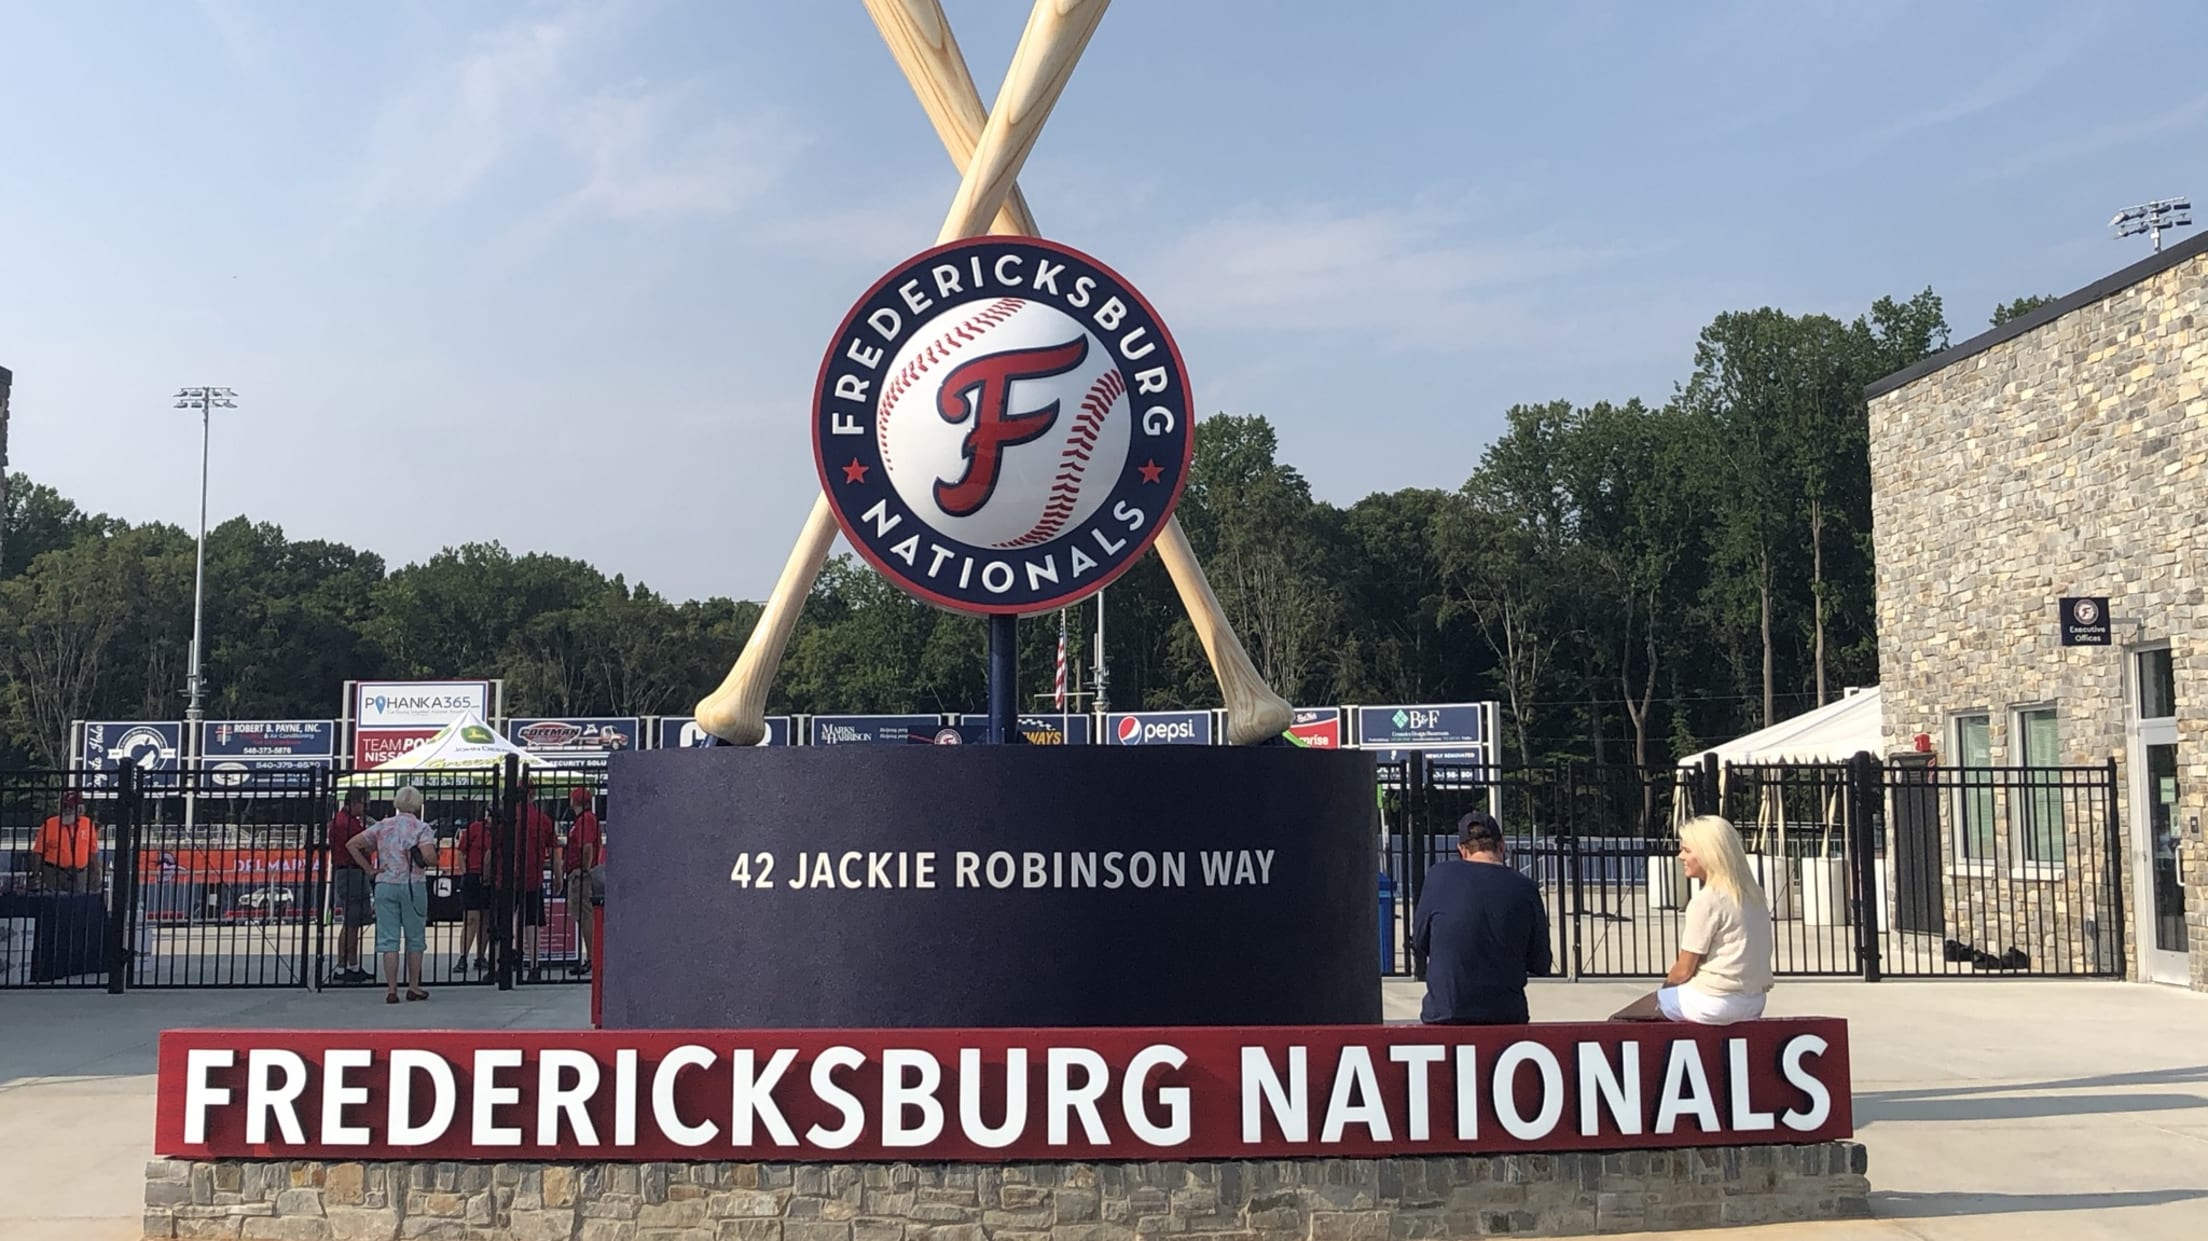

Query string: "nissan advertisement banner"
[1105, 711, 1214, 746]
[656, 716, 793, 749]
[156, 1021, 1850, 1162]
[507, 718, 642, 764]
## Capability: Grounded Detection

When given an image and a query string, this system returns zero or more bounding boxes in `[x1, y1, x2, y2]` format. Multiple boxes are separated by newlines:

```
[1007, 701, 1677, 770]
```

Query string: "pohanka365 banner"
[158, 1022, 1850, 1163]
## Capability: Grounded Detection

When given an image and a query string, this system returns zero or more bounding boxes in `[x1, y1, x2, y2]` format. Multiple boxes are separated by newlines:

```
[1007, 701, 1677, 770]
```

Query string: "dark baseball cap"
[1457, 810, 1503, 849]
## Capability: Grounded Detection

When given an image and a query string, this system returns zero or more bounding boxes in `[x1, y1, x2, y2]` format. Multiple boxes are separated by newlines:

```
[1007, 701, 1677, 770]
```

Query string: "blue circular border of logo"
[812, 236, 1193, 616]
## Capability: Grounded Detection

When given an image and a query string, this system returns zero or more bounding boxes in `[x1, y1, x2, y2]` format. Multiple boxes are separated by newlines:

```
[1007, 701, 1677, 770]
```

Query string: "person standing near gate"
[1411, 809, 1553, 1024]
[33, 791, 103, 894]
[454, 804, 493, 975]
[347, 784, 437, 1004]
[326, 788, 373, 984]
[560, 788, 602, 977]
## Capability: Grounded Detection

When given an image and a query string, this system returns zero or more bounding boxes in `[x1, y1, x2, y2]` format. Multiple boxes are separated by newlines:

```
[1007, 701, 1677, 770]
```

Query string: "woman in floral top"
[346, 784, 438, 1003]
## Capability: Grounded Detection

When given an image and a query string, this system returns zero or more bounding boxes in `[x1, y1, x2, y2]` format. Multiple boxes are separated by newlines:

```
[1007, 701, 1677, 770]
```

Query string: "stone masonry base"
[143, 1144, 1870, 1241]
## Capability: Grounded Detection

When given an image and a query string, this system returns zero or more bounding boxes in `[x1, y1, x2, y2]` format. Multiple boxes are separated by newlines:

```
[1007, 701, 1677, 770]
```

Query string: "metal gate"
[0, 760, 599, 991]
[1386, 753, 2122, 982]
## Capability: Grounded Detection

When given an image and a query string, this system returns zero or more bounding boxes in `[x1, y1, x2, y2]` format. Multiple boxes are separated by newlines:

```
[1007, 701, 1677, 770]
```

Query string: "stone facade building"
[1867, 230, 2208, 992]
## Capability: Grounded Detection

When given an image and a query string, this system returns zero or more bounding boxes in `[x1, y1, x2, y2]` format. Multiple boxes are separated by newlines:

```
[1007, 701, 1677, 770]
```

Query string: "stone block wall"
[141, 1145, 1869, 1240]
[1869, 245, 2208, 990]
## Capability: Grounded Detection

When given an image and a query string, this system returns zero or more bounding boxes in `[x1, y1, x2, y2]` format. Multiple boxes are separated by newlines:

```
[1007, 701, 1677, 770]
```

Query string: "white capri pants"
[1656, 984, 1767, 1024]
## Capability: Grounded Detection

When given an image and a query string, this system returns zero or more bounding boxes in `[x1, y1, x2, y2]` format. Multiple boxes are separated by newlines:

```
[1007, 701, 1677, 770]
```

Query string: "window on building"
[2139, 648, 2176, 720]
[2014, 706, 2066, 865]
[1954, 713, 1994, 861]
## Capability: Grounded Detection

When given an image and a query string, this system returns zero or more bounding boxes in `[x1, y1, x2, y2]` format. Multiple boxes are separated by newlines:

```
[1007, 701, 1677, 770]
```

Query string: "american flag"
[1054, 611, 1069, 710]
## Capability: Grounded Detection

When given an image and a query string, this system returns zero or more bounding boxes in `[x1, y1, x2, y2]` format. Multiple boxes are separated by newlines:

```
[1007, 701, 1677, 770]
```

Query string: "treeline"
[0, 288, 1965, 769]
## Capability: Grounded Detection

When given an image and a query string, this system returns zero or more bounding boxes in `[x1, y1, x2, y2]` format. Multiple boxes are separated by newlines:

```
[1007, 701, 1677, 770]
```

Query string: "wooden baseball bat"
[864, 0, 1294, 746]
[694, 0, 1108, 744]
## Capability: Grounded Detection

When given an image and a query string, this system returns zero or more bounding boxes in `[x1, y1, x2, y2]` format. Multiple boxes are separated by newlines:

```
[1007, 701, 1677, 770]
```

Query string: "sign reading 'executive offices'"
[2059, 596, 2112, 646]
[156, 1021, 1850, 1162]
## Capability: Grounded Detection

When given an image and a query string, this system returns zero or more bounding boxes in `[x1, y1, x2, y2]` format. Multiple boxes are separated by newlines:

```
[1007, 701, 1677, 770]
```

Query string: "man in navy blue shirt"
[1411, 810, 1553, 1024]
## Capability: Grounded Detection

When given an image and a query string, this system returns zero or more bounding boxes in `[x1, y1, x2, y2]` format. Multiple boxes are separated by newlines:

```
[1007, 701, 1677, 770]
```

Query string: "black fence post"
[2101, 757, 2126, 981]
[105, 764, 139, 994]
[496, 754, 519, 992]
[1406, 756, 1428, 982]
[1847, 751, 1883, 982]
[1698, 753, 1720, 817]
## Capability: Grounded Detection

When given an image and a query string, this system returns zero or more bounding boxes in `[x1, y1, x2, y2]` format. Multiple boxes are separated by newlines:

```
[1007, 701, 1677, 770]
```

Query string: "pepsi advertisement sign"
[1104, 710, 1214, 746]
[811, 715, 946, 746]
[956, 714, 1093, 745]
[656, 716, 792, 749]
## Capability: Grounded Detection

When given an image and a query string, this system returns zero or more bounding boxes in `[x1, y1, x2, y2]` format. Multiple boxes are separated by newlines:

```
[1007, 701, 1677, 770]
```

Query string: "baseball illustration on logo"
[815, 237, 1193, 615]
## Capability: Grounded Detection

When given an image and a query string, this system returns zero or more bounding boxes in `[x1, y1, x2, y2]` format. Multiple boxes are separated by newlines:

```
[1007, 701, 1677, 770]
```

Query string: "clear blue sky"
[3, 1, 2202, 602]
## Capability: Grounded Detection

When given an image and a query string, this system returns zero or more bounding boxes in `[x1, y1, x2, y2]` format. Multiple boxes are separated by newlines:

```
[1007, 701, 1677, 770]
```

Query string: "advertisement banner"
[810, 715, 944, 746]
[1287, 707, 1342, 748]
[655, 716, 793, 749]
[956, 714, 1093, 745]
[350, 681, 493, 730]
[200, 721, 337, 794]
[506, 718, 642, 764]
[354, 729, 439, 770]
[77, 721, 184, 790]
[156, 1020, 1852, 1162]
[1353, 703, 1488, 749]
[1104, 710, 1214, 746]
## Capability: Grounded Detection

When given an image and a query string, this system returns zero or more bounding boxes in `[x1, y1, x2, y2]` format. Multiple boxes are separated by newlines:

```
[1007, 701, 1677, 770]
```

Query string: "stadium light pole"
[173, 387, 235, 737]
[2110, 198, 2193, 252]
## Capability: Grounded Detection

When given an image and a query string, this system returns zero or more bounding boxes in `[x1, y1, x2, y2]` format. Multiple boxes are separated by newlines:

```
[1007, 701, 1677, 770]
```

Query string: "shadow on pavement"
[1874, 1188, 2208, 1218]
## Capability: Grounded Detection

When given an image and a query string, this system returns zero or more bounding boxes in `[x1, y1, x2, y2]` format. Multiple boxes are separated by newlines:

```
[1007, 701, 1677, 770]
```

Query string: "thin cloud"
[1850, 13, 2103, 158]
[1971, 89, 2208, 184]
[564, 86, 810, 221]
[192, 0, 274, 67]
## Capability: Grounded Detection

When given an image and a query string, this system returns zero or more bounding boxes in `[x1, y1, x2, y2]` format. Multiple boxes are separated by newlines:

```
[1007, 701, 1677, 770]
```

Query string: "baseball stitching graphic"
[877, 297, 1133, 549]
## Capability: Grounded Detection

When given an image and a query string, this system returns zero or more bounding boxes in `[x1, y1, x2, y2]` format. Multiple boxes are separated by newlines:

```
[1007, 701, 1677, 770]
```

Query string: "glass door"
[2131, 648, 2188, 984]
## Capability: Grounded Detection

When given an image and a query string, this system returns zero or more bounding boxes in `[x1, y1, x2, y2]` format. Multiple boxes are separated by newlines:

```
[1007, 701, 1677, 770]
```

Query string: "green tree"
[1991, 294, 2057, 327]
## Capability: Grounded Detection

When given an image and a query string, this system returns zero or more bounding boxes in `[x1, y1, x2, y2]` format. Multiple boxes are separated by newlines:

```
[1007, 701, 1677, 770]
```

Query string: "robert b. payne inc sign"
[159, 1023, 1849, 1162]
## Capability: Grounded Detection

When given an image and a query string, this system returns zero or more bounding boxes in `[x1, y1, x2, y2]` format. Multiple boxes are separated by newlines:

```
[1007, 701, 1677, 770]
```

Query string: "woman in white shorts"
[1614, 814, 1774, 1024]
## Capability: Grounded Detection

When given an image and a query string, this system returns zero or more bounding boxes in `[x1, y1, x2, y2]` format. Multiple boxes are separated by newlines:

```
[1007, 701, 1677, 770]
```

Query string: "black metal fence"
[0, 758, 602, 991]
[1387, 752, 2122, 982]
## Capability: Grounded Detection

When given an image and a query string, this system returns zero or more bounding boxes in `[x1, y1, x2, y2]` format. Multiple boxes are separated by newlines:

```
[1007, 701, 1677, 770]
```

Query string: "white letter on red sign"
[390, 1051, 457, 1145]
[1654, 1041, 1720, 1135]
[322, 1050, 373, 1146]
[1239, 1046, 1308, 1144]
[1047, 1048, 1112, 1146]
[473, 1050, 525, 1147]
[245, 1050, 308, 1146]
[1491, 1043, 1564, 1141]
[729, 1049, 799, 1147]
[1388, 1045, 1445, 1141]
[184, 1048, 235, 1145]
[1123, 1045, 1189, 1147]
[615, 1050, 639, 1147]
[1320, 1046, 1392, 1143]
[808, 1047, 867, 1150]
[653, 1046, 719, 1147]
[883, 1049, 947, 1147]
[538, 1050, 602, 1147]
[1778, 1035, 1832, 1132]
[958, 1048, 1030, 1149]
[1578, 1042, 1642, 1138]
[1727, 1039, 1777, 1132]
[1454, 1046, 1479, 1140]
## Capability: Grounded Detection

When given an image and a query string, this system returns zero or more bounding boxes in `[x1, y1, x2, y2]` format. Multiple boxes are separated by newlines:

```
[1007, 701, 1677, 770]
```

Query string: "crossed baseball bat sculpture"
[695, 0, 1293, 747]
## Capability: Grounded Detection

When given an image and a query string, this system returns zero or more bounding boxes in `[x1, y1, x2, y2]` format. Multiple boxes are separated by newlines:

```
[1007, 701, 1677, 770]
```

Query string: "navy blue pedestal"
[603, 746, 1379, 1029]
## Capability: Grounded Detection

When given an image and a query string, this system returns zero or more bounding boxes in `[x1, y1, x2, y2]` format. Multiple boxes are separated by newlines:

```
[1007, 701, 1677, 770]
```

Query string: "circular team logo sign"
[2071, 598, 2100, 626]
[814, 237, 1193, 615]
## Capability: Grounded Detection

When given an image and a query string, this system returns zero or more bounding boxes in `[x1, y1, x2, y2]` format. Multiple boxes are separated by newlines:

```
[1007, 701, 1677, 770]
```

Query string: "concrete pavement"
[2, 978, 2204, 1240]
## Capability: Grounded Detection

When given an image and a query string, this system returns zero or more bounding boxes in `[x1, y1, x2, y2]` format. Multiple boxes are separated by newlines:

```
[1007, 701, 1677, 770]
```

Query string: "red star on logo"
[1138, 459, 1164, 484]
[841, 459, 870, 484]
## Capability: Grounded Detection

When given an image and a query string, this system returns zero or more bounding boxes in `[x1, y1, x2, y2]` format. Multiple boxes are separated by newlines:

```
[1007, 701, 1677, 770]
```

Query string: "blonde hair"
[394, 786, 426, 817]
[1680, 815, 1766, 911]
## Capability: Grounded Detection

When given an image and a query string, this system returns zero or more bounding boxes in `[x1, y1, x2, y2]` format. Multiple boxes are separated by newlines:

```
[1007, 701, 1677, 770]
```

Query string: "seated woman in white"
[1614, 814, 1774, 1024]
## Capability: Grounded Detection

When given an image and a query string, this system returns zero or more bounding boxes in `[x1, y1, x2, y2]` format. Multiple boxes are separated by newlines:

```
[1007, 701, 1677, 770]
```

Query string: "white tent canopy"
[1677, 687, 1885, 769]
[338, 711, 546, 787]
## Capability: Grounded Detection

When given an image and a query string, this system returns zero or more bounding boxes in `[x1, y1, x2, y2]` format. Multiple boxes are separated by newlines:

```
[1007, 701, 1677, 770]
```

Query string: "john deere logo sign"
[461, 724, 497, 744]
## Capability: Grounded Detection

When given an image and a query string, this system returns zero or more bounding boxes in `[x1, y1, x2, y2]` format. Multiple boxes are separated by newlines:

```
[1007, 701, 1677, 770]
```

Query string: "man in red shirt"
[455, 806, 493, 974]
[560, 788, 604, 977]
[326, 789, 372, 983]
[490, 784, 558, 980]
